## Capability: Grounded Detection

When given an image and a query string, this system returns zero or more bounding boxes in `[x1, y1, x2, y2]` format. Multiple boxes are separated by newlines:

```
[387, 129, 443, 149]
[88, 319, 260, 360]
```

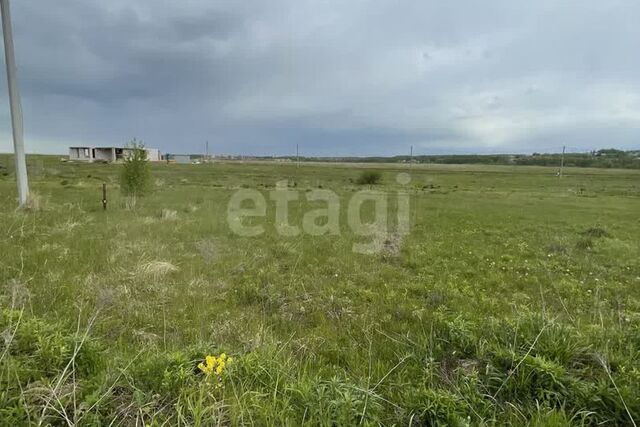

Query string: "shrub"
[356, 170, 382, 185]
[119, 138, 151, 199]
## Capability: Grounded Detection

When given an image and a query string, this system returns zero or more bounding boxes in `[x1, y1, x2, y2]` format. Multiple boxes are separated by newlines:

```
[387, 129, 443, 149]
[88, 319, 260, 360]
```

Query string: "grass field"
[0, 154, 639, 426]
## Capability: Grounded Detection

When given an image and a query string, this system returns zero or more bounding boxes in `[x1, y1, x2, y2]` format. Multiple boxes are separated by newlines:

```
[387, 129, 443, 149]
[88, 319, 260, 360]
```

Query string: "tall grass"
[0, 154, 639, 424]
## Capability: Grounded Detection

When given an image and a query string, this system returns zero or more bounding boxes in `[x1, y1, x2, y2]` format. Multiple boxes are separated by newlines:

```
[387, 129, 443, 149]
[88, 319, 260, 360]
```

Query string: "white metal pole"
[1, 0, 28, 206]
[410, 145, 413, 169]
[559, 145, 565, 178]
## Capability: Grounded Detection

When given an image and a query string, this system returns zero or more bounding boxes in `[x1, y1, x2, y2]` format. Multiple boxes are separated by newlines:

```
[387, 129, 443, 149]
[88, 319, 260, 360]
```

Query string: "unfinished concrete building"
[68, 146, 161, 163]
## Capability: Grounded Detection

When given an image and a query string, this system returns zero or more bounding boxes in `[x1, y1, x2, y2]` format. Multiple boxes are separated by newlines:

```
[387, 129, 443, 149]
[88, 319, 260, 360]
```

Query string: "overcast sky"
[1, 0, 639, 156]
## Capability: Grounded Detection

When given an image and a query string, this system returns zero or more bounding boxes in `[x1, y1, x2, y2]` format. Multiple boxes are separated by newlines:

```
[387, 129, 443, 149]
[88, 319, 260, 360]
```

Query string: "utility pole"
[296, 143, 299, 168]
[410, 145, 413, 169]
[559, 145, 565, 178]
[205, 140, 209, 162]
[1, 0, 28, 206]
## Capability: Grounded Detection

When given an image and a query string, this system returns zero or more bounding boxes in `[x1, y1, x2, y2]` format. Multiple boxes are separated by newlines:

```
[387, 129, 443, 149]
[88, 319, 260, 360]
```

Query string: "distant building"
[145, 148, 161, 161]
[68, 146, 161, 163]
[165, 154, 191, 164]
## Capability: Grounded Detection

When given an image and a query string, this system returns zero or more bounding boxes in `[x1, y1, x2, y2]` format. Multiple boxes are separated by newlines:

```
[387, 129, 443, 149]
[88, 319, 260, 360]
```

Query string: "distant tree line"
[278, 149, 640, 169]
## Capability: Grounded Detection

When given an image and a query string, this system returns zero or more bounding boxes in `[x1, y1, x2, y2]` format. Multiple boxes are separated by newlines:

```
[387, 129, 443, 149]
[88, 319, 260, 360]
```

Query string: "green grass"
[0, 154, 639, 425]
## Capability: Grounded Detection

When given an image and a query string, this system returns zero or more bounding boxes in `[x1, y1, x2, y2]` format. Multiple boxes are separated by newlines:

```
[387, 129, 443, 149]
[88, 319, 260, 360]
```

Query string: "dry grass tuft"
[160, 209, 178, 220]
[135, 261, 179, 280]
[54, 220, 81, 233]
[380, 232, 403, 258]
[133, 329, 161, 346]
[195, 240, 217, 263]
[582, 226, 610, 238]
[141, 216, 158, 225]
[362, 229, 404, 257]
[124, 195, 137, 210]
[20, 192, 46, 212]
[5, 279, 31, 308]
[184, 204, 199, 213]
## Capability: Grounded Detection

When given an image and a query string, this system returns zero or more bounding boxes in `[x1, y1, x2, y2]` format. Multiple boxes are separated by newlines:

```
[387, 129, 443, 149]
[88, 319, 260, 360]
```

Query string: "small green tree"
[120, 139, 151, 205]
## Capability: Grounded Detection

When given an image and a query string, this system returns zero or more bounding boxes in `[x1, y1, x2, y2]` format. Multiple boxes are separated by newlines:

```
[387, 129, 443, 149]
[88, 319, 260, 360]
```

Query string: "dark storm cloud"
[0, 0, 639, 155]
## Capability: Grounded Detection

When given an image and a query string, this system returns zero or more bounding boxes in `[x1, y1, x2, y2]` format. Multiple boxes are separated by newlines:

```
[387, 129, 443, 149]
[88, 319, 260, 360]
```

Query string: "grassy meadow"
[0, 154, 639, 425]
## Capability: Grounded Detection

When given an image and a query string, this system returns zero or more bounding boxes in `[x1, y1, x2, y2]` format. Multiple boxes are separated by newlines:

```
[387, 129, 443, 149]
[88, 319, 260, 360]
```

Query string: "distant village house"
[68, 146, 161, 163]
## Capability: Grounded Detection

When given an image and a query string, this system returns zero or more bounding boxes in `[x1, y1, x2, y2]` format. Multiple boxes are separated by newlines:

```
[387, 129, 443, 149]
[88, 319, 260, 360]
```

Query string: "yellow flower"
[206, 355, 216, 368]
[198, 361, 212, 375]
[198, 355, 216, 376]
[198, 353, 233, 378]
